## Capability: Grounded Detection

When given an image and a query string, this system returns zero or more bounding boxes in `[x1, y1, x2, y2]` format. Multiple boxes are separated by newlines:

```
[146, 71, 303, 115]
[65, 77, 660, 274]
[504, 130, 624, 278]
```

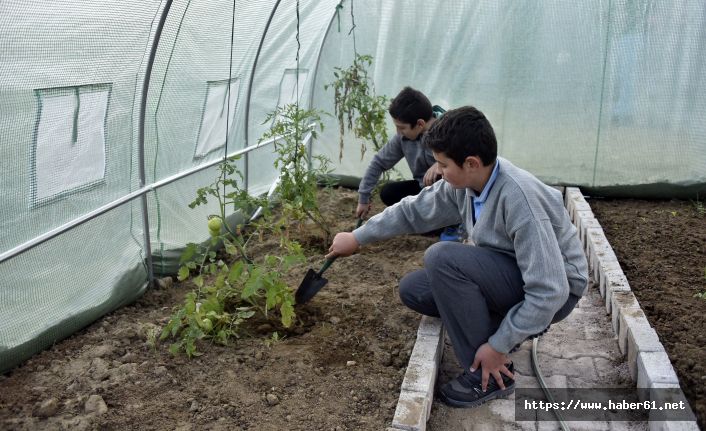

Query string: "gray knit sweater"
[353, 157, 588, 353]
[357, 133, 436, 204]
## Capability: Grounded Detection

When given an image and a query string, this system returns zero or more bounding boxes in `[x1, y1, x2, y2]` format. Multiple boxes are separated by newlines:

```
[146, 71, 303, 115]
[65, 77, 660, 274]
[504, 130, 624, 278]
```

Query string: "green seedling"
[145, 326, 160, 354]
[264, 331, 285, 348]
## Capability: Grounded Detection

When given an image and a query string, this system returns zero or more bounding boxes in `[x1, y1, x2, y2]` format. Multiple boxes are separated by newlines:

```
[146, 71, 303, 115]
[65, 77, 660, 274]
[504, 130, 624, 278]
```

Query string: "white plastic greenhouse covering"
[1, 0, 705, 372]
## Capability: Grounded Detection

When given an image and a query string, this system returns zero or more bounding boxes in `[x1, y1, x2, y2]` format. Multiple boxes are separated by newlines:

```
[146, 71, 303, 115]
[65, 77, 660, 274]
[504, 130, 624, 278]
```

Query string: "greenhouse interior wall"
[1, 0, 705, 372]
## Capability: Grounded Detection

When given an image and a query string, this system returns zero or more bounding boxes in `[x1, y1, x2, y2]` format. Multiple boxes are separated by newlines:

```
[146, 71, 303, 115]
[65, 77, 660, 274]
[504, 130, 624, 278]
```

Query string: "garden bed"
[0, 187, 437, 430]
[589, 197, 706, 429]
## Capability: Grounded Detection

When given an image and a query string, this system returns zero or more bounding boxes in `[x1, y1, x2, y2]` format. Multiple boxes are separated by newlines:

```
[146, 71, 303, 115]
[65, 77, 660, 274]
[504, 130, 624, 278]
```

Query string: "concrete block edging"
[565, 187, 697, 426]
[390, 315, 444, 430]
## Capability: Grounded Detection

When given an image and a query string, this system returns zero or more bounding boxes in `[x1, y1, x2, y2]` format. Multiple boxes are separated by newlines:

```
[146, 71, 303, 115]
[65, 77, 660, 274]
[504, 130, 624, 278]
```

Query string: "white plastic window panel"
[34, 85, 109, 204]
[278, 68, 308, 107]
[195, 78, 240, 158]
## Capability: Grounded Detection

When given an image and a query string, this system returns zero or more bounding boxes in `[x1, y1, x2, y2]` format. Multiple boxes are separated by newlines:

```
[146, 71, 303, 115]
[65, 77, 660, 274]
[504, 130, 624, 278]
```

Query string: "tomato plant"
[160, 156, 306, 357]
[260, 103, 334, 246]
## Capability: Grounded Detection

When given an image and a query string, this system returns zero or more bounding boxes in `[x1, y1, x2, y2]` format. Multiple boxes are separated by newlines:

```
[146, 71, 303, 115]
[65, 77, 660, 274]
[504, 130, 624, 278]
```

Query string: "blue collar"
[474, 159, 500, 203]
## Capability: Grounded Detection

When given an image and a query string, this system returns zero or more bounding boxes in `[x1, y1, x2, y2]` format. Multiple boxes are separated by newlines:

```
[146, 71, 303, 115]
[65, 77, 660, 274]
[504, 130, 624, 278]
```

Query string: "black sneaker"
[439, 362, 515, 408]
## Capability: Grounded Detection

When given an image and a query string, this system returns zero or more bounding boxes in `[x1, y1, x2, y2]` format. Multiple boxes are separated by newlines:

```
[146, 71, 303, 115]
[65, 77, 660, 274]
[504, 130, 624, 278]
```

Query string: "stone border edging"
[565, 187, 699, 431]
[388, 316, 445, 431]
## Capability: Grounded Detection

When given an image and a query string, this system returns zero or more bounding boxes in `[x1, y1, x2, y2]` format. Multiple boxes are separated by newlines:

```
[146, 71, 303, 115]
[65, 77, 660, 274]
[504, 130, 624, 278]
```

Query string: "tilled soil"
[590, 198, 706, 430]
[6, 189, 703, 430]
[0, 188, 437, 431]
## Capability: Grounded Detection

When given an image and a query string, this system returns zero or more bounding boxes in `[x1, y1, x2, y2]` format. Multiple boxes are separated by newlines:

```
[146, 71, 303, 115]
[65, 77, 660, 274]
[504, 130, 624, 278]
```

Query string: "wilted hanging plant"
[325, 53, 389, 161]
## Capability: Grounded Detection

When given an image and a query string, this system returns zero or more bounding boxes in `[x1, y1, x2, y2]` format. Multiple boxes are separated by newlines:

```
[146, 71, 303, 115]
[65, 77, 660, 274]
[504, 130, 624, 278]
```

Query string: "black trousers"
[379, 180, 422, 206]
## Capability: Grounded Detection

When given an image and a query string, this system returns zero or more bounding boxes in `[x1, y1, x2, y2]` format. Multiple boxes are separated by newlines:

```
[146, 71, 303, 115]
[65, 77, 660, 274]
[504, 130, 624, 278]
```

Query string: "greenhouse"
[1, 0, 705, 429]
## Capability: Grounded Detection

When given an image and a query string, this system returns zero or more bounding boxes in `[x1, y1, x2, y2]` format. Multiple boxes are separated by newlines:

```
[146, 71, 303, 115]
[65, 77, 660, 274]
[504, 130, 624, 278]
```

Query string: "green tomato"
[208, 217, 222, 235]
[200, 318, 213, 332]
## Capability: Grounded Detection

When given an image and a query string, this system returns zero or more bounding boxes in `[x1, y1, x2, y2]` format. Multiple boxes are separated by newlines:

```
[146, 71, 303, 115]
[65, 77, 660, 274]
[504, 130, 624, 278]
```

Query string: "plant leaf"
[228, 260, 244, 284]
[177, 265, 190, 281]
[180, 243, 198, 264]
[241, 269, 263, 299]
[280, 301, 294, 328]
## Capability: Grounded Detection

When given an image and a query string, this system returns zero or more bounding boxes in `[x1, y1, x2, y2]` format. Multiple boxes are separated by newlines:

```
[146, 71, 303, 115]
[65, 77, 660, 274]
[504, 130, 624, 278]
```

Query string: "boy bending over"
[356, 86, 443, 219]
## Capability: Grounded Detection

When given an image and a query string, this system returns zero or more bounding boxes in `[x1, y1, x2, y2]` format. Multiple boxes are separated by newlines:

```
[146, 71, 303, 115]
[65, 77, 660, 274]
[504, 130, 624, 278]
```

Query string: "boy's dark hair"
[388, 87, 433, 127]
[423, 106, 497, 167]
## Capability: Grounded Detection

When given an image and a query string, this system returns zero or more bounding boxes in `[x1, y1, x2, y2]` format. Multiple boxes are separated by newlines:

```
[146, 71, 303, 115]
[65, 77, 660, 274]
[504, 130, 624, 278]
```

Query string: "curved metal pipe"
[245, 0, 281, 155]
[138, 0, 174, 287]
[308, 2, 339, 110]
[306, 0, 340, 165]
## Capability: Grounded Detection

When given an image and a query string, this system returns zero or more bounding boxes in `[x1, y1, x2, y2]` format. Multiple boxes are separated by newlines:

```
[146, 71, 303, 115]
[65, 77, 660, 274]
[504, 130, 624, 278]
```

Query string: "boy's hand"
[423, 162, 443, 186]
[326, 232, 360, 259]
[470, 343, 514, 392]
[356, 202, 371, 218]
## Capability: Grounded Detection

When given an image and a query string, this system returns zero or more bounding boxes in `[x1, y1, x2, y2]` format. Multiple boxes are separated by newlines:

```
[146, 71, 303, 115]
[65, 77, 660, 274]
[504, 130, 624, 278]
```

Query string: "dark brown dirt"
[0, 188, 437, 430]
[589, 198, 706, 429]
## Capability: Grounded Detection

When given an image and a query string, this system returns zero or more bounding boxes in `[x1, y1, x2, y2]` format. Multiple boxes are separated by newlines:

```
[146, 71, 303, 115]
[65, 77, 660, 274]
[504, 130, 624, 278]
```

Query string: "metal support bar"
[307, 1, 339, 118]
[243, 0, 282, 152]
[0, 128, 307, 265]
[306, 6, 337, 168]
[137, 0, 174, 288]
[244, 151, 249, 191]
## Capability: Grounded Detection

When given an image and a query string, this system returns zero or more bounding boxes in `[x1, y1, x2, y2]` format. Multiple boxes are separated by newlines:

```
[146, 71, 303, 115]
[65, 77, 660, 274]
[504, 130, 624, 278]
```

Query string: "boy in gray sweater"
[356, 87, 443, 219]
[328, 106, 588, 408]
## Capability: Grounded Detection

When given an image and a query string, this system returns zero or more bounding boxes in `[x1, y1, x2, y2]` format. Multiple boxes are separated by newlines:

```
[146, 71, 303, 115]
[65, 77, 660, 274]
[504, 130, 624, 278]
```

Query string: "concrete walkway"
[427, 282, 647, 431]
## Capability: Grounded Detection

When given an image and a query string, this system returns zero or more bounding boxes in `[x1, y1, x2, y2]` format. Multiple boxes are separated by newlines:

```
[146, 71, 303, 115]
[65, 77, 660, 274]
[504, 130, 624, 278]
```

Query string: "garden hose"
[531, 337, 570, 431]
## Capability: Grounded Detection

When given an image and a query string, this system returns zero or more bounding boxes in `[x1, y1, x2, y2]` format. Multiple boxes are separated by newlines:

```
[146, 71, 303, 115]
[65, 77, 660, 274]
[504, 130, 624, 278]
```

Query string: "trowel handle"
[355, 217, 364, 229]
[318, 256, 338, 275]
